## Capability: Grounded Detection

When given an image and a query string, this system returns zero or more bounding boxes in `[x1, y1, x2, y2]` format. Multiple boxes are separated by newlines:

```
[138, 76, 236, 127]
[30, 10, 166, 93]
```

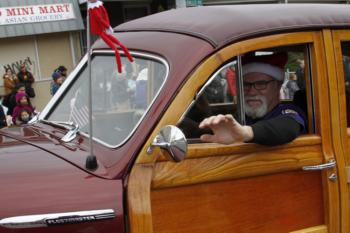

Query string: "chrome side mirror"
[147, 125, 187, 162]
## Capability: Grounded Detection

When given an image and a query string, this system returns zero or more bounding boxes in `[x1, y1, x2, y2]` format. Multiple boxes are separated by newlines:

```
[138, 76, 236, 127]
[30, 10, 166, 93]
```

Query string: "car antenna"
[85, 0, 98, 171]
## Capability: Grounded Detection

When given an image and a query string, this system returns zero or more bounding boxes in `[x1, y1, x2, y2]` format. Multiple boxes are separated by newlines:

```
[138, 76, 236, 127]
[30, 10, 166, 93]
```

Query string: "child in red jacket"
[12, 92, 35, 125]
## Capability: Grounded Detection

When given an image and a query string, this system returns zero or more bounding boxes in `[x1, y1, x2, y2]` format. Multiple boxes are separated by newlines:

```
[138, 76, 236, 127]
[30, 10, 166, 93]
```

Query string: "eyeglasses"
[243, 79, 276, 91]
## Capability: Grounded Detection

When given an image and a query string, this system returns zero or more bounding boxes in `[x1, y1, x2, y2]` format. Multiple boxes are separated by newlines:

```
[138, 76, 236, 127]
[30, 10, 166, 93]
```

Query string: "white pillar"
[176, 0, 186, 8]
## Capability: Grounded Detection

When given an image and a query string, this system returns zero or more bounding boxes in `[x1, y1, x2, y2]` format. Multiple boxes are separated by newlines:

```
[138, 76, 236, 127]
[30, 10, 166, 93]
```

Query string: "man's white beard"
[245, 95, 268, 119]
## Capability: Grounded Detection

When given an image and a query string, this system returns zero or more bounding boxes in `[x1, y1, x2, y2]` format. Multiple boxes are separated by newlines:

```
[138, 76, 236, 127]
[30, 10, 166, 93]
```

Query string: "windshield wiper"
[36, 119, 80, 142]
[37, 119, 75, 129]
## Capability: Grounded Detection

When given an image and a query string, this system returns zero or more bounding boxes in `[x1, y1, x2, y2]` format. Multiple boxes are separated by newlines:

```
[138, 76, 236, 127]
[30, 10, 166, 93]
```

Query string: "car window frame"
[178, 43, 316, 143]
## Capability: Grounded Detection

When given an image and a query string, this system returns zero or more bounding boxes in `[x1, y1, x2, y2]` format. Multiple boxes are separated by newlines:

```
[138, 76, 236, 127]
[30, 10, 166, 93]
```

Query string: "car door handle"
[302, 160, 336, 171]
[0, 209, 115, 229]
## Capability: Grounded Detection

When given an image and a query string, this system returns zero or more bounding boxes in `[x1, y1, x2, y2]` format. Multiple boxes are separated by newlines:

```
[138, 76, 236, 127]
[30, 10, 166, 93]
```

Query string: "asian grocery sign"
[0, 3, 75, 25]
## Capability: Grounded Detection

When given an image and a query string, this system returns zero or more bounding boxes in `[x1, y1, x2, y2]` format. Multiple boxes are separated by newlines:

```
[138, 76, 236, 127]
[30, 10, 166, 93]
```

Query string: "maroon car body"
[1, 4, 350, 233]
[0, 10, 212, 233]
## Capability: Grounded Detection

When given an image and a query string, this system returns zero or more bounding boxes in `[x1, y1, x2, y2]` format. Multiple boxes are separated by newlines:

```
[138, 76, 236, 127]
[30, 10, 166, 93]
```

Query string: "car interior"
[178, 44, 312, 141]
[341, 42, 350, 127]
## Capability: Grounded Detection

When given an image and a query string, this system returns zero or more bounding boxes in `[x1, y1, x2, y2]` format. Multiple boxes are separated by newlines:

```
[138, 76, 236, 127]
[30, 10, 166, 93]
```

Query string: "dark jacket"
[0, 106, 7, 128]
[17, 70, 35, 86]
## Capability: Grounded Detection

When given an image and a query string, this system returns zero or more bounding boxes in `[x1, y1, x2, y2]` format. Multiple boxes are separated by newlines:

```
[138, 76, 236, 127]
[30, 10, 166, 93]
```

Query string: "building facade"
[1, 0, 347, 111]
[0, 0, 84, 109]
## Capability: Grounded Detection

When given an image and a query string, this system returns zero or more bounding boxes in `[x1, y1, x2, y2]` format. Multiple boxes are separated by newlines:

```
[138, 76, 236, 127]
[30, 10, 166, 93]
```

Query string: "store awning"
[0, 0, 84, 38]
[78, 0, 150, 2]
[203, 0, 349, 5]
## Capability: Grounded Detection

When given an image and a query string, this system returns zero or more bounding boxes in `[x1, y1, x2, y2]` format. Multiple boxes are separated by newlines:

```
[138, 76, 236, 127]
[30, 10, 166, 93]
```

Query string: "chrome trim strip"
[40, 50, 169, 148]
[236, 55, 246, 125]
[307, 45, 317, 133]
[0, 209, 115, 229]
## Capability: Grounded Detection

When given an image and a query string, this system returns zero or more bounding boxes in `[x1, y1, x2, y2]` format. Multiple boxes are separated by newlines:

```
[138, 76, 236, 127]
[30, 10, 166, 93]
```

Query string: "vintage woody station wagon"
[1, 4, 350, 233]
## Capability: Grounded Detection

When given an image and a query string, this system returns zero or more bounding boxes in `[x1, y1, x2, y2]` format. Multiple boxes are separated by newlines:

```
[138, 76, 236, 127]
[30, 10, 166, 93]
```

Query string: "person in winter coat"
[3, 68, 18, 95]
[54, 65, 68, 79]
[50, 71, 64, 96]
[12, 92, 35, 125]
[17, 64, 35, 98]
[16, 109, 33, 125]
[0, 104, 7, 128]
[199, 52, 306, 146]
[2, 83, 26, 116]
[286, 73, 300, 99]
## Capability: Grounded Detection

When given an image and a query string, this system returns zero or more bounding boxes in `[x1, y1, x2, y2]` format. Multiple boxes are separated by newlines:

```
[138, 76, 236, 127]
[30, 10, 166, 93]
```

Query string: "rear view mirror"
[147, 125, 187, 162]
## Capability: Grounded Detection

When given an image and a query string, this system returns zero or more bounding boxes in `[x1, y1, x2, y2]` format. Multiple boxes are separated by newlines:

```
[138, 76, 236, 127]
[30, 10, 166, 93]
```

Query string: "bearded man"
[199, 52, 306, 146]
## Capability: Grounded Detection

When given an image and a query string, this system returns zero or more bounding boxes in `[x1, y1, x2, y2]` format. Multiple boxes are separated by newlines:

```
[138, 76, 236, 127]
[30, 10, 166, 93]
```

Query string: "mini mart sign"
[0, 3, 75, 25]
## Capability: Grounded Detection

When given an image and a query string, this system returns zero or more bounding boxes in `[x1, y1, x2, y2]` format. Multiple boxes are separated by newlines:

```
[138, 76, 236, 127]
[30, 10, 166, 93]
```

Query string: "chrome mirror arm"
[147, 125, 187, 162]
[147, 135, 170, 153]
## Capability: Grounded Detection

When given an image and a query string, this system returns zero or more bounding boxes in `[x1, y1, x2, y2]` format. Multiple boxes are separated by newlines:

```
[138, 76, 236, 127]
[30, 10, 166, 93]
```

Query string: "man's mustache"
[245, 96, 263, 101]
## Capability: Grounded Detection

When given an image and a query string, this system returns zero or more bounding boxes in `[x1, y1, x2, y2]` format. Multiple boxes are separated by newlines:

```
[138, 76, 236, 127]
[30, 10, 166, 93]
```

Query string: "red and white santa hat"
[87, 0, 103, 9]
[242, 52, 288, 81]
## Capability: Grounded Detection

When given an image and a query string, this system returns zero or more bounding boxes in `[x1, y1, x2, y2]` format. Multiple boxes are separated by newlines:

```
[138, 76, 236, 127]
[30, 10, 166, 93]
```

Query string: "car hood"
[0, 124, 111, 178]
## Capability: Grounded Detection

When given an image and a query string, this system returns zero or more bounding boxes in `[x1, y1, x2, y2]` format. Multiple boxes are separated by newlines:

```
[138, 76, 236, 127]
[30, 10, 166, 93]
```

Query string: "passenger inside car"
[199, 52, 307, 146]
[178, 46, 312, 145]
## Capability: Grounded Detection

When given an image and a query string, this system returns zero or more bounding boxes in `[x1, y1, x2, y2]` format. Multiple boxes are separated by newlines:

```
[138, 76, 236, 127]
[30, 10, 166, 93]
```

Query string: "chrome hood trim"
[0, 209, 115, 229]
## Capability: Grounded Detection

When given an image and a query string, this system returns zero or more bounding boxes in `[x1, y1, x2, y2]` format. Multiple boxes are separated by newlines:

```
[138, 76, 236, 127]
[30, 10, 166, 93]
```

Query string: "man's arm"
[199, 114, 302, 146]
[249, 115, 301, 145]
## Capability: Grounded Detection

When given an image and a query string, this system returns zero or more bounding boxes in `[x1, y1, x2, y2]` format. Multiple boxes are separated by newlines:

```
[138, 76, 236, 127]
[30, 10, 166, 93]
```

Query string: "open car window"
[178, 44, 315, 143]
[46, 53, 168, 147]
[340, 42, 350, 127]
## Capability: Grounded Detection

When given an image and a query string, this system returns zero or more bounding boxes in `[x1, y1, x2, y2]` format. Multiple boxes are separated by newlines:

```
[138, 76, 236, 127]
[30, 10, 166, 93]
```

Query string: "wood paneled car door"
[128, 32, 340, 233]
[329, 29, 350, 233]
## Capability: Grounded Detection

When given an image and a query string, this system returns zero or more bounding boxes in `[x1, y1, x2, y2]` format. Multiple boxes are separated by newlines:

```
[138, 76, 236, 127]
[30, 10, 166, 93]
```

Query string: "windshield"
[46, 52, 168, 146]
